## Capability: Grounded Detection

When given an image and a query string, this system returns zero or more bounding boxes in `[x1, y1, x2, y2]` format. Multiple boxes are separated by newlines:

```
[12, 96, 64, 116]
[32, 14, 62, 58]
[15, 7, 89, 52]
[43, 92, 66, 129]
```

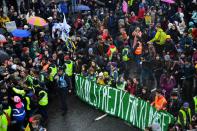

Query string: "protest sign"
[5, 21, 17, 32]
[75, 75, 175, 131]
[145, 15, 151, 25]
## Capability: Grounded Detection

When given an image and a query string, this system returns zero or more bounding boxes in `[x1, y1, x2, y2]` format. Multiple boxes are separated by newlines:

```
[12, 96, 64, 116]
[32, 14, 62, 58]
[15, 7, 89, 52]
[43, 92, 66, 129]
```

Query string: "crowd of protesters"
[0, 0, 197, 131]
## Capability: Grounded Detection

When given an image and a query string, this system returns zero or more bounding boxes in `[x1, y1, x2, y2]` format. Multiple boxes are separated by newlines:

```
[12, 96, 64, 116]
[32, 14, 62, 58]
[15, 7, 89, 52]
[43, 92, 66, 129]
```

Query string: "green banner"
[75, 75, 175, 131]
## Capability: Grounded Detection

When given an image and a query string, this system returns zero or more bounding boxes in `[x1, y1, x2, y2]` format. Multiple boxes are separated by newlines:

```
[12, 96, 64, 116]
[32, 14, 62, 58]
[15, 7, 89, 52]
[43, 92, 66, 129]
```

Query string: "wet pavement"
[47, 94, 140, 131]
[47, 62, 155, 131]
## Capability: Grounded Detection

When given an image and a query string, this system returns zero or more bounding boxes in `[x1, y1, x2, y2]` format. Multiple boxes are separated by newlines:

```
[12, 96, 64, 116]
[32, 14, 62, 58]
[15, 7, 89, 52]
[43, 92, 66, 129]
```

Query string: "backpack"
[58, 75, 68, 88]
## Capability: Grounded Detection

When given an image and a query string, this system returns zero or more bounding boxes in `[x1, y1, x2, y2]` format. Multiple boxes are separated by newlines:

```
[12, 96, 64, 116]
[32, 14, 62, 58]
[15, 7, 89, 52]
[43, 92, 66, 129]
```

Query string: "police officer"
[122, 45, 130, 72]
[38, 88, 48, 123]
[122, 46, 130, 62]
[178, 102, 192, 129]
[47, 60, 57, 95]
[55, 67, 71, 116]
[48, 62, 57, 83]
[0, 104, 8, 131]
[63, 55, 73, 91]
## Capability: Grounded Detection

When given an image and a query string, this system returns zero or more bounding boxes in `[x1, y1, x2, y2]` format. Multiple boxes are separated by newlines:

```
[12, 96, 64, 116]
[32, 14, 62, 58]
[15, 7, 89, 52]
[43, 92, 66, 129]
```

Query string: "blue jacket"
[12, 103, 26, 121]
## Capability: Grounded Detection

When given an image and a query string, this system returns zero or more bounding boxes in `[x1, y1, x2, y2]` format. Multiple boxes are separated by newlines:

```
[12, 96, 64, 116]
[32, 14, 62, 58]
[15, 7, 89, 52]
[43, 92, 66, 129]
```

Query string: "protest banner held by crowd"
[0, 0, 197, 131]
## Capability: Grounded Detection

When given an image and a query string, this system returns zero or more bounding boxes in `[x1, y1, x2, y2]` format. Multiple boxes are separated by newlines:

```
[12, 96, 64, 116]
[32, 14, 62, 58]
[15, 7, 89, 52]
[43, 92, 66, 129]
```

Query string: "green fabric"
[116, 81, 126, 90]
[150, 28, 167, 45]
[75, 75, 175, 131]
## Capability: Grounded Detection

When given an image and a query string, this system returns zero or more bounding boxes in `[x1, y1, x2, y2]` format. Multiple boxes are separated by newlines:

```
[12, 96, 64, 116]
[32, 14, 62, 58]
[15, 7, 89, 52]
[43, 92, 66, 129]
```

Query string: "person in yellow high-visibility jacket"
[38, 89, 48, 123]
[178, 102, 192, 129]
[0, 104, 8, 131]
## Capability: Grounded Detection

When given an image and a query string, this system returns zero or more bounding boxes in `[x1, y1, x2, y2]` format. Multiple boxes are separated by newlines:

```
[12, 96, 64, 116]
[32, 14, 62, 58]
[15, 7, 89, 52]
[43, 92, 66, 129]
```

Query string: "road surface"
[47, 94, 140, 131]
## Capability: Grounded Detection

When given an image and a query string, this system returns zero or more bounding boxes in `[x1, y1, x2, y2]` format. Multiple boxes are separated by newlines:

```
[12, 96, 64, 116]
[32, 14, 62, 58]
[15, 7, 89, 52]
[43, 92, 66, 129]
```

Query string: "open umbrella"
[27, 16, 48, 27]
[161, 0, 175, 4]
[0, 34, 7, 43]
[11, 29, 31, 38]
[0, 50, 9, 64]
[74, 5, 91, 12]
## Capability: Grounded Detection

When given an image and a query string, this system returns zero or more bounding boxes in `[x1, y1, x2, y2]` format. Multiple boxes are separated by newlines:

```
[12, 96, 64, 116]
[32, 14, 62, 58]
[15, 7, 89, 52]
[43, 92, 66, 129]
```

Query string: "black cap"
[156, 89, 162, 94]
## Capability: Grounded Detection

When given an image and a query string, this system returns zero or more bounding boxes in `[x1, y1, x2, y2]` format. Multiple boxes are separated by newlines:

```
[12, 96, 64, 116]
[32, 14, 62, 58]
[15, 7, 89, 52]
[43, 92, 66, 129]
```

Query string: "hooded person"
[148, 24, 168, 54]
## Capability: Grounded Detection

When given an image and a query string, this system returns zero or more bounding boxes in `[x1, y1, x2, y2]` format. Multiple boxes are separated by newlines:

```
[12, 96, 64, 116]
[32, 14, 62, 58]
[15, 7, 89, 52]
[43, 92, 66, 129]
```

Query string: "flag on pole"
[61, 14, 71, 42]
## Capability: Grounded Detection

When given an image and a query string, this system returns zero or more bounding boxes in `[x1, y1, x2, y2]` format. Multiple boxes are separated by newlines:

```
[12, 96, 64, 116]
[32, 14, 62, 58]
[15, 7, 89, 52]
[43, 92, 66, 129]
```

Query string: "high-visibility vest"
[178, 108, 191, 126]
[49, 66, 57, 81]
[26, 75, 34, 87]
[4, 106, 11, 117]
[12, 87, 26, 97]
[25, 96, 31, 111]
[135, 45, 142, 55]
[122, 48, 129, 61]
[0, 113, 8, 131]
[25, 123, 31, 131]
[38, 90, 48, 106]
[40, 72, 45, 83]
[65, 61, 73, 77]
[194, 96, 197, 114]
[154, 96, 167, 110]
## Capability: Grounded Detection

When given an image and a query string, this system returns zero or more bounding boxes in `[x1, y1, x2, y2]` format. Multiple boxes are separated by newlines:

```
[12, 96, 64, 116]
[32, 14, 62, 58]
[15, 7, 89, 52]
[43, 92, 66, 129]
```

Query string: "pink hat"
[14, 96, 21, 103]
[14, 96, 22, 108]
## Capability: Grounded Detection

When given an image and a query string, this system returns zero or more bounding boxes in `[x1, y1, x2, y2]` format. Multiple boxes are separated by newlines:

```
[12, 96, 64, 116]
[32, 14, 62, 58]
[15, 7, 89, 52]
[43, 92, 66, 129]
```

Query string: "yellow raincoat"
[150, 28, 168, 45]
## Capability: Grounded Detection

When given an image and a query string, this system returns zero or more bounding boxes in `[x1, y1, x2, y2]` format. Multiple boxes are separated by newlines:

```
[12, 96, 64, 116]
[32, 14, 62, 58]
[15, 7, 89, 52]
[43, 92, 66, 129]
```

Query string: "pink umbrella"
[27, 16, 48, 27]
[122, 1, 128, 13]
[161, 0, 175, 4]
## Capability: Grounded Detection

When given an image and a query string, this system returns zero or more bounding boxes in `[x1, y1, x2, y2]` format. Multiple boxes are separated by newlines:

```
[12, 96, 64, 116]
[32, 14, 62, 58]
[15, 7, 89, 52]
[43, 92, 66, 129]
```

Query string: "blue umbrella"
[11, 29, 31, 38]
[74, 5, 91, 12]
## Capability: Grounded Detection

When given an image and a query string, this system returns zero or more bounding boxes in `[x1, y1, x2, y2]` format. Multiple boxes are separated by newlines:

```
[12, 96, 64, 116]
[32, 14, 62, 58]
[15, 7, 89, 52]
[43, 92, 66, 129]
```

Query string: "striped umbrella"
[27, 16, 48, 27]
[0, 34, 7, 43]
